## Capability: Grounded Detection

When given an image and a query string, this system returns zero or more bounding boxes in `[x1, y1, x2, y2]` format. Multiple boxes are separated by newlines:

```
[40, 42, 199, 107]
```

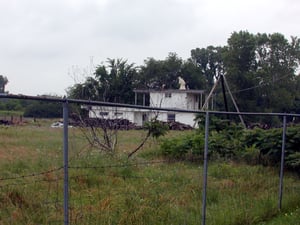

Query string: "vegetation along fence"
[0, 93, 300, 225]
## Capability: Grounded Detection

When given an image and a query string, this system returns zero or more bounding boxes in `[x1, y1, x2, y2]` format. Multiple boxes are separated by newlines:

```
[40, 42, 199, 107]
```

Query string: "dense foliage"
[161, 119, 300, 174]
[23, 100, 62, 118]
[1, 123, 300, 224]
[67, 31, 300, 127]
[2, 31, 300, 123]
[0, 97, 62, 118]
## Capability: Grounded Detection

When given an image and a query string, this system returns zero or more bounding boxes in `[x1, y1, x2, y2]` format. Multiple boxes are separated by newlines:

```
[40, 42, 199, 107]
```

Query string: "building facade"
[89, 88, 206, 127]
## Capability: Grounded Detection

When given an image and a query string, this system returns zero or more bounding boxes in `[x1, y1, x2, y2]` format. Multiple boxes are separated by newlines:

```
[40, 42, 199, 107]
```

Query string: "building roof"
[133, 89, 205, 94]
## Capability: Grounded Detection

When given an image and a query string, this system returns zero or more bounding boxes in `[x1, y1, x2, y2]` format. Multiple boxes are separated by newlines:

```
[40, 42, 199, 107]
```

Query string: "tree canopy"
[67, 31, 300, 125]
[224, 31, 300, 115]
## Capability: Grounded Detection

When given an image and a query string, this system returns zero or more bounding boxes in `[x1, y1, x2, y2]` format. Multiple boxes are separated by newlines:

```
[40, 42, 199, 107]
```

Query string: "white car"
[50, 122, 64, 128]
[51, 122, 73, 128]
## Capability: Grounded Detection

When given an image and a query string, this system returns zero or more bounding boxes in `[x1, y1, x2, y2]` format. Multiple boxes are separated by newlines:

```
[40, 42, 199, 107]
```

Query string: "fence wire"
[0, 94, 300, 225]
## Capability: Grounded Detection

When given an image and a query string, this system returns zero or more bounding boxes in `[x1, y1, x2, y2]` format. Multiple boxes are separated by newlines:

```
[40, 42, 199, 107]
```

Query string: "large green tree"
[190, 45, 224, 89]
[223, 31, 300, 115]
[139, 52, 206, 90]
[255, 33, 300, 113]
[95, 58, 138, 103]
[67, 31, 300, 125]
[223, 31, 258, 112]
[180, 59, 206, 90]
[68, 59, 138, 104]
[139, 53, 183, 90]
[67, 77, 99, 100]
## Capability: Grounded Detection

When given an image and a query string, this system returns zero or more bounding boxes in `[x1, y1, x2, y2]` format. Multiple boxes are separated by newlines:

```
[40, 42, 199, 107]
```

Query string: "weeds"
[0, 124, 300, 224]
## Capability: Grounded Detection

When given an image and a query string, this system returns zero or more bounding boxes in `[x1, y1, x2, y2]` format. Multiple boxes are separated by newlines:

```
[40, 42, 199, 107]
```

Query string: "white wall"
[150, 92, 188, 109]
[150, 92, 200, 110]
[89, 92, 199, 127]
[175, 113, 197, 127]
[186, 93, 200, 110]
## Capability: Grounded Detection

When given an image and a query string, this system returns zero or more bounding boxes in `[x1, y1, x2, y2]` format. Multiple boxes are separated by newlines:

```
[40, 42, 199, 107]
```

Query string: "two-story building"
[88, 87, 206, 127]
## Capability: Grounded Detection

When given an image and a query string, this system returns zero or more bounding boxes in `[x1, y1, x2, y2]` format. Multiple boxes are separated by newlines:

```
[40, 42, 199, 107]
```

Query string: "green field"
[0, 121, 299, 224]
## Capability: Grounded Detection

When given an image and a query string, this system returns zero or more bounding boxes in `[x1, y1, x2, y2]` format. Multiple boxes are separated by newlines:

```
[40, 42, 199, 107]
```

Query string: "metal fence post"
[63, 100, 69, 225]
[202, 111, 210, 225]
[278, 115, 287, 210]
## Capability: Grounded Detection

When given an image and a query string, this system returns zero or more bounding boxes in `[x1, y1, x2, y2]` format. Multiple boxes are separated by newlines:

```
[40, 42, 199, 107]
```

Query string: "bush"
[160, 133, 204, 160]
[243, 126, 300, 169]
[23, 101, 62, 118]
[161, 121, 244, 161]
[160, 119, 300, 173]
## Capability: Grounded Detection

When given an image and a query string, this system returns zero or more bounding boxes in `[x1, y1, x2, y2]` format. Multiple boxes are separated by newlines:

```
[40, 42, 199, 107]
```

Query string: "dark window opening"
[165, 93, 172, 98]
[167, 113, 176, 122]
[99, 112, 109, 116]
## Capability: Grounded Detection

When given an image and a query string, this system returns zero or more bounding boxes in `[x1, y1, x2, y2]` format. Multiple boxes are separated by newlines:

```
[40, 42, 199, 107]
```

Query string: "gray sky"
[1, 0, 299, 96]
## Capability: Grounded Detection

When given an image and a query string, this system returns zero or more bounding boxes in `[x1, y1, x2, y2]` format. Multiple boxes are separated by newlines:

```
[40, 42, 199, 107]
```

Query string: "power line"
[231, 73, 291, 94]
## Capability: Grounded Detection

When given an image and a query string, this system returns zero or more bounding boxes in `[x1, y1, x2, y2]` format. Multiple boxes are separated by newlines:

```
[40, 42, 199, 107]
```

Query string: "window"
[114, 112, 123, 118]
[142, 113, 148, 121]
[99, 112, 109, 116]
[165, 93, 172, 98]
[167, 113, 176, 122]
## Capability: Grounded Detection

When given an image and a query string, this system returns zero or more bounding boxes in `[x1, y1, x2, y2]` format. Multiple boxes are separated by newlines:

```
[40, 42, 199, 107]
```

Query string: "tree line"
[1, 31, 300, 123]
[67, 31, 300, 116]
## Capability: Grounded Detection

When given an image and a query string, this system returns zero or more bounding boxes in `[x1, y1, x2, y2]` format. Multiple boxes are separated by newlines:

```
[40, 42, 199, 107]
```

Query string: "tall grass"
[0, 124, 299, 224]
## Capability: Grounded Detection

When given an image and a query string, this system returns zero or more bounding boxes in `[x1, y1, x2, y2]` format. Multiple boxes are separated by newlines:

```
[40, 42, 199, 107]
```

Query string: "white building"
[89, 88, 206, 128]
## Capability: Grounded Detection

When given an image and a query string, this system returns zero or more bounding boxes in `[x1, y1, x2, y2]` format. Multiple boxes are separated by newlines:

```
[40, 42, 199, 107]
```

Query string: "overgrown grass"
[258, 206, 300, 225]
[0, 123, 300, 224]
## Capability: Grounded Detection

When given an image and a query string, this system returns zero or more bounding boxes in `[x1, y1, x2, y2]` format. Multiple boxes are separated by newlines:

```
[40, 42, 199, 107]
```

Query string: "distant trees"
[68, 59, 138, 104]
[1, 31, 299, 122]
[0, 75, 8, 93]
[137, 52, 207, 90]
[224, 31, 300, 115]
[68, 53, 206, 103]
[190, 45, 224, 88]
[138, 53, 183, 90]
[0, 94, 62, 118]
[1, 31, 299, 126]
[23, 100, 62, 118]
[95, 58, 138, 104]
[66, 31, 300, 125]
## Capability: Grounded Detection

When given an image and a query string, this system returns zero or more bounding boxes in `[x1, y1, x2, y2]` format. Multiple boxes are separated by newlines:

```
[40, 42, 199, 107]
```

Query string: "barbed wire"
[0, 158, 203, 188]
[0, 178, 59, 188]
[68, 157, 203, 170]
[1, 94, 298, 225]
[0, 169, 63, 225]
[0, 166, 64, 182]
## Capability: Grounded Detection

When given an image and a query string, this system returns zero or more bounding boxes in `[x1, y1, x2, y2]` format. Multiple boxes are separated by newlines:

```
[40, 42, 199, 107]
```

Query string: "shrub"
[243, 126, 300, 169]
[160, 120, 300, 173]
[160, 133, 204, 160]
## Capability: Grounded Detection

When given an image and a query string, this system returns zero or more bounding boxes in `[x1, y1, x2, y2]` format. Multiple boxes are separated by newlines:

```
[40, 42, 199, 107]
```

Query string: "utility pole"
[220, 74, 229, 113]
[201, 73, 246, 128]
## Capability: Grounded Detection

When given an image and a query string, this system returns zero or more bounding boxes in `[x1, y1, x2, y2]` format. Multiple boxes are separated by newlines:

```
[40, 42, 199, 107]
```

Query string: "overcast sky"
[0, 0, 299, 96]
